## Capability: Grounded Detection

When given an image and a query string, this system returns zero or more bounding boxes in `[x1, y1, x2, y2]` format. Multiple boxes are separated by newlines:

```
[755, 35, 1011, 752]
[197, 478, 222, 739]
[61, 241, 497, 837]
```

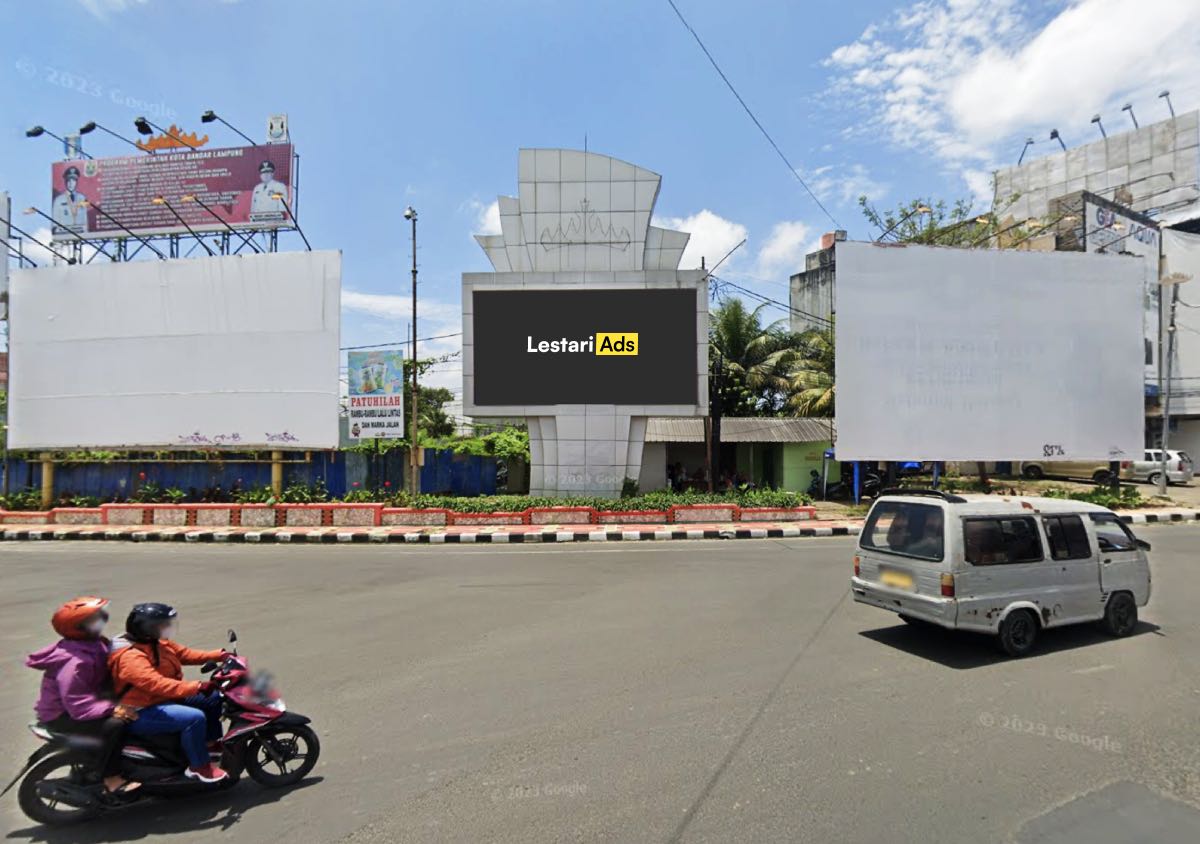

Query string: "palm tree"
[710, 300, 800, 415]
[786, 326, 834, 417]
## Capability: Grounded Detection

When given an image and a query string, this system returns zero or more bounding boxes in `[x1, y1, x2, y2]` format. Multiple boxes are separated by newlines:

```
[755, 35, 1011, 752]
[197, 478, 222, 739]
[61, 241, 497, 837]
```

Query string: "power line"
[665, 0, 841, 229]
[712, 274, 832, 328]
[340, 331, 461, 351]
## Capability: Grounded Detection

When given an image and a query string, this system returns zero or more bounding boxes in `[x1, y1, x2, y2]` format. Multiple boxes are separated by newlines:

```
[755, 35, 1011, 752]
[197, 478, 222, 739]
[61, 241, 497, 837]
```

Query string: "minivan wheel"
[1146, 471, 1163, 487]
[1102, 592, 1138, 637]
[998, 610, 1039, 657]
[1022, 465, 1043, 480]
[1092, 470, 1113, 484]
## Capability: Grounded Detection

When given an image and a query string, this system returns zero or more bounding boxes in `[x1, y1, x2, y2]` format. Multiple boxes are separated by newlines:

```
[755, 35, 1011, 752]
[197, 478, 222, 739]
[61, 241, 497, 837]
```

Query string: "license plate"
[879, 569, 914, 590]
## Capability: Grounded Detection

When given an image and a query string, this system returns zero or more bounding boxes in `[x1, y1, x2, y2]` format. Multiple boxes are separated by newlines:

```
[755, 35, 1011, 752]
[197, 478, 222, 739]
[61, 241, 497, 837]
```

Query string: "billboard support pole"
[406, 209, 420, 496]
[1158, 282, 1179, 497]
[271, 450, 284, 496]
[39, 453, 54, 509]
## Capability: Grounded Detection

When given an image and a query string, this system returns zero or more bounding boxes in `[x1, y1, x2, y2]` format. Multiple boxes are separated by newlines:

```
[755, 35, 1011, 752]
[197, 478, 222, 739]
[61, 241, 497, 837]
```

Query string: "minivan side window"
[861, 502, 944, 561]
[963, 517, 1044, 565]
[1089, 513, 1136, 552]
[1043, 515, 1092, 560]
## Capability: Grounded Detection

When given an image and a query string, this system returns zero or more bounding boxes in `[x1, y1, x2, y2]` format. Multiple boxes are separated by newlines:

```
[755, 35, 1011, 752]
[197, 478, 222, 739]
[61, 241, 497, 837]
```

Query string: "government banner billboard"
[470, 288, 698, 406]
[8, 250, 340, 449]
[347, 351, 405, 439]
[835, 241, 1143, 461]
[50, 143, 293, 241]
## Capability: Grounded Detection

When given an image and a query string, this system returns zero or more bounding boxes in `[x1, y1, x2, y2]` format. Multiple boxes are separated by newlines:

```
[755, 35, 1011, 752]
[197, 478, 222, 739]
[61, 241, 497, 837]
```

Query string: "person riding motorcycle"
[25, 597, 140, 796]
[108, 603, 228, 783]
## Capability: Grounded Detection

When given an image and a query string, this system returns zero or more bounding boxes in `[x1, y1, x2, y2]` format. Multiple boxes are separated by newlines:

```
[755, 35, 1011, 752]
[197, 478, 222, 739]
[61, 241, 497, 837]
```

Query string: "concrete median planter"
[738, 506, 816, 522]
[239, 505, 277, 528]
[382, 508, 450, 527]
[669, 504, 738, 523]
[450, 512, 528, 526]
[101, 504, 150, 525]
[597, 510, 669, 524]
[528, 507, 595, 525]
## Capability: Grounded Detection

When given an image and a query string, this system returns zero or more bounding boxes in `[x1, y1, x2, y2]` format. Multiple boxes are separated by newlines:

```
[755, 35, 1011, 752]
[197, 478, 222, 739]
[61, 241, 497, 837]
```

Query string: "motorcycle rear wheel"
[244, 725, 320, 788]
[18, 753, 102, 826]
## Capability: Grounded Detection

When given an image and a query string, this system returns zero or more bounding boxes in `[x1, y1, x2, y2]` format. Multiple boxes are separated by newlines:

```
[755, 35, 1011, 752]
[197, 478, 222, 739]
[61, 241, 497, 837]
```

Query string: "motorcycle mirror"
[227, 629, 237, 643]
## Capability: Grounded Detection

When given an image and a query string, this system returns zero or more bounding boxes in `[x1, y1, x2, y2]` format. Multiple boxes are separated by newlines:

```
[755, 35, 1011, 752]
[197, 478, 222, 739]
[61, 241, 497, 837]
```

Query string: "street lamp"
[25, 125, 93, 159]
[1122, 103, 1139, 129]
[1049, 129, 1066, 151]
[1160, 90, 1175, 119]
[152, 196, 214, 255]
[1091, 114, 1106, 139]
[874, 204, 931, 241]
[404, 205, 419, 495]
[269, 192, 310, 250]
[133, 116, 199, 149]
[1017, 137, 1034, 165]
[80, 120, 146, 153]
[23, 206, 113, 260]
[180, 194, 261, 253]
[200, 110, 257, 146]
[79, 200, 167, 259]
[0, 209, 76, 263]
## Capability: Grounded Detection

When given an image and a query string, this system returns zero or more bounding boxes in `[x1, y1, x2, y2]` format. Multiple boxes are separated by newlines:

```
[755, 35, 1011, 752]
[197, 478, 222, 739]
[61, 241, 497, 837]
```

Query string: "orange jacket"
[108, 639, 225, 709]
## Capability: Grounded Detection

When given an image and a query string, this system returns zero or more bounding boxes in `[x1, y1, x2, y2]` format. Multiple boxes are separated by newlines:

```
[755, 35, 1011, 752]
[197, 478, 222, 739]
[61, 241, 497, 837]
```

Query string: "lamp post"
[180, 194, 261, 253]
[23, 206, 113, 261]
[404, 205, 419, 495]
[1050, 129, 1067, 151]
[25, 126, 93, 159]
[151, 196, 214, 255]
[80, 201, 167, 259]
[0, 210, 76, 263]
[79, 121, 146, 153]
[200, 110, 258, 146]
[1122, 103, 1139, 129]
[1160, 90, 1175, 119]
[1018, 137, 1034, 165]
[268, 192, 310, 250]
[1091, 114, 1107, 139]
[133, 116, 199, 149]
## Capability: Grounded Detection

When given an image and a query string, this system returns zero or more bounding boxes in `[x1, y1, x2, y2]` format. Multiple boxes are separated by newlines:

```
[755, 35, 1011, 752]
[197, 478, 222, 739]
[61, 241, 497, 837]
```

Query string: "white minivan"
[850, 490, 1152, 657]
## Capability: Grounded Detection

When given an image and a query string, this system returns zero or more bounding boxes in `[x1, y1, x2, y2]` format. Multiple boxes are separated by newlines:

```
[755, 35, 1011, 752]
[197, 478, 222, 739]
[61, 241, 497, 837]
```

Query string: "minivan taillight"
[1121, 461, 1131, 469]
[1178, 460, 1184, 472]
[853, 555, 860, 577]
[940, 573, 955, 597]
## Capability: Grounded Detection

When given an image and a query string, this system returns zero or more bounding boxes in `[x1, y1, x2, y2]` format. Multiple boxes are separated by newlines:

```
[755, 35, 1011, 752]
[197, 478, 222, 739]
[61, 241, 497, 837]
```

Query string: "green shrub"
[1, 489, 45, 511]
[234, 486, 276, 505]
[385, 488, 811, 512]
[1043, 485, 1144, 509]
[278, 480, 329, 504]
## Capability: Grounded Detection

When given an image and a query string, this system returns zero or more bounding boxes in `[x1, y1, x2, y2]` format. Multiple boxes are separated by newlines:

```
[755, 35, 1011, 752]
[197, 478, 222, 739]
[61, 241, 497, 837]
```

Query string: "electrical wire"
[665, 0, 841, 229]
[712, 274, 832, 328]
[340, 331, 462, 351]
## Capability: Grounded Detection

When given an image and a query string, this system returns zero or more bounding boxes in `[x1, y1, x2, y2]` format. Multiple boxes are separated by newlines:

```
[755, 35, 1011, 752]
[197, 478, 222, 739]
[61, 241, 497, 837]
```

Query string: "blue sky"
[3, 0, 1198, 412]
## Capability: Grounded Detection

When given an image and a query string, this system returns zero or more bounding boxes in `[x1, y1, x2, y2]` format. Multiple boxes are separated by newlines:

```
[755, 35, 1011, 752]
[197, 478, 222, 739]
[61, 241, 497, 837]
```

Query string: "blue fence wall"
[1, 449, 497, 501]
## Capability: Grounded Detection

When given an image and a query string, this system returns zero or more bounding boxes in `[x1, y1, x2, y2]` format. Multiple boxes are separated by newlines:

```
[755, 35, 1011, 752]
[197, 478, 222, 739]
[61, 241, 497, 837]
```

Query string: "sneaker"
[184, 763, 229, 784]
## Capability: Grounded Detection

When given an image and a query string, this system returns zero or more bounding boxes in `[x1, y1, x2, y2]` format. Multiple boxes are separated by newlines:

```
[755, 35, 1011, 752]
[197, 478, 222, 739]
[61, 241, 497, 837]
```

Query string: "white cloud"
[803, 163, 888, 205]
[463, 198, 500, 236]
[825, 0, 1200, 201]
[755, 221, 816, 278]
[654, 209, 747, 271]
[77, 0, 149, 17]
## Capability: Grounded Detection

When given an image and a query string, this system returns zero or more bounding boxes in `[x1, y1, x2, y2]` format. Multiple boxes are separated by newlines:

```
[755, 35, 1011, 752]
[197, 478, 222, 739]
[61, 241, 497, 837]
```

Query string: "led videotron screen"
[471, 288, 698, 406]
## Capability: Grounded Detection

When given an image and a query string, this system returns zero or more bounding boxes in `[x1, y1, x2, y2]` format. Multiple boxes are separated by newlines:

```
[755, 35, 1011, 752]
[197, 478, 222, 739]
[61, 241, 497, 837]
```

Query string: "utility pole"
[710, 352, 723, 492]
[1158, 279, 1180, 497]
[404, 206, 419, 495]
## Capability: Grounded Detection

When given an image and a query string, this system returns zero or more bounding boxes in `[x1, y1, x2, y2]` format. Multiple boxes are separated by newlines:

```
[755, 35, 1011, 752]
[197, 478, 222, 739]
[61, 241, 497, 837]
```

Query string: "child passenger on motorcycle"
[108, 603, 229, 783]
[26, 597, 141, 795]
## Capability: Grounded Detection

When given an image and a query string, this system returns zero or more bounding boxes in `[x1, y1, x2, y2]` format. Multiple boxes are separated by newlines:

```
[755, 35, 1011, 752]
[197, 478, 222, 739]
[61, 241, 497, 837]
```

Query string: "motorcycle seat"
[30, 723, 102, 749]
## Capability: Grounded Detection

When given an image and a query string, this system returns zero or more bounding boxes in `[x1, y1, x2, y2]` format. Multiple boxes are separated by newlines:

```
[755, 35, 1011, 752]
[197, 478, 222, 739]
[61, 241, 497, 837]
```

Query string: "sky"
[3, 0, 1199, 416]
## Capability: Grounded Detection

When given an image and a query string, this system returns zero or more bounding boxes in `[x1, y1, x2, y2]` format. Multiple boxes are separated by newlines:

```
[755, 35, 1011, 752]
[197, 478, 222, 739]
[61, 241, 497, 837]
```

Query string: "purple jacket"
[26, 638, 115, 723]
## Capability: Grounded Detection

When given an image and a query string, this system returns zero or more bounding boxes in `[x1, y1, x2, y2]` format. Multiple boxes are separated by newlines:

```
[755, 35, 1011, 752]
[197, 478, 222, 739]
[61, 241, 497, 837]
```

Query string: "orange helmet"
[51, 596, 110, 640]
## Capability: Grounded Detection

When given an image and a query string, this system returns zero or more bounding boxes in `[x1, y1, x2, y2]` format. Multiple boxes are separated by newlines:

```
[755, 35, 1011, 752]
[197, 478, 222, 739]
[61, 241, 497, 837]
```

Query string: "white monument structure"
[463, 149, 708, 496]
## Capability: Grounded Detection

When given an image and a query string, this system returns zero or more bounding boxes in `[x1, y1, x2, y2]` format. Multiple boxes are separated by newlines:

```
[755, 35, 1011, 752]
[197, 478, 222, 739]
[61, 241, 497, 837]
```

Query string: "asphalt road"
[1, 529, 1199, 843]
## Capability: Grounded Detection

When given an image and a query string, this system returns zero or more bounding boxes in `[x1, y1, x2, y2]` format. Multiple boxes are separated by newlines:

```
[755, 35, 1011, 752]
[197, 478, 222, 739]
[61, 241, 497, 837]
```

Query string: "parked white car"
[1120, 449, 1194, 486]
[850, 490, 1151, 657]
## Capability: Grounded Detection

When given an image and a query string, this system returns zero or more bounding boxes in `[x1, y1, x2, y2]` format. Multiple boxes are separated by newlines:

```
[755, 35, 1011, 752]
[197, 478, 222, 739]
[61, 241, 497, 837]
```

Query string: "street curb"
[0, 524, 862, 545]
[1119, 510, 1200, 525]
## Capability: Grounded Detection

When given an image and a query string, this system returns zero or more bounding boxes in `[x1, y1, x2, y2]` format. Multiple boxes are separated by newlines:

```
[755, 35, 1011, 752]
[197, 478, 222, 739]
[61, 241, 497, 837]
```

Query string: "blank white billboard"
[835, 241, 1144, 461]
[9, 250, 340, 449]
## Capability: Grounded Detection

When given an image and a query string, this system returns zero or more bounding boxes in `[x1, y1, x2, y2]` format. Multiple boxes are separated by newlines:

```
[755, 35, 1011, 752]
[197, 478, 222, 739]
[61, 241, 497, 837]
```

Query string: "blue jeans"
[128, 692, 223, 768]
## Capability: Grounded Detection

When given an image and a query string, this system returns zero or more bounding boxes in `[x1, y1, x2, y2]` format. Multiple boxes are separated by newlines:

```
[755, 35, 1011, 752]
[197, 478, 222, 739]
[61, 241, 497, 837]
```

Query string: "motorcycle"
[4, 630, 320, 826]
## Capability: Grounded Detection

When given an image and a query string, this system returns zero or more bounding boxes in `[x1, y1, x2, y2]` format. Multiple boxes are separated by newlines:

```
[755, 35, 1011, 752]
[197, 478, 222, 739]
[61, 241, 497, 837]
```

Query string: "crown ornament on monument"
[538, 199, 632, 252]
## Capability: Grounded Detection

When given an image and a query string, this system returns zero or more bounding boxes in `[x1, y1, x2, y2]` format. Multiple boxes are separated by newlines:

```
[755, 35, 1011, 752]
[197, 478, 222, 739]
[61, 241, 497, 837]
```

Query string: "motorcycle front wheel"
[244, 725, 320, 788]
[18, 753, 102, 827]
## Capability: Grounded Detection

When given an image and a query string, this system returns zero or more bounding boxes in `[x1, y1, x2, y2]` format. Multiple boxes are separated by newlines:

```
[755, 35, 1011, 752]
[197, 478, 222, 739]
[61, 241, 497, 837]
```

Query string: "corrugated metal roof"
[644, 417, 835, 443]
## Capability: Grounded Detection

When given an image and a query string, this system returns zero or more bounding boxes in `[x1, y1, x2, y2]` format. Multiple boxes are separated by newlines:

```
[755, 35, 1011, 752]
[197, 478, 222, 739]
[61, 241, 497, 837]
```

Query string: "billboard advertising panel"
[471, 289, 698, 406]
[50, 144, 293, 241]
[347, 351, 405, 439]
[1082, 198, 1160, 386]
[8, 250, 340, 449]
[835, 241, 1143, 461]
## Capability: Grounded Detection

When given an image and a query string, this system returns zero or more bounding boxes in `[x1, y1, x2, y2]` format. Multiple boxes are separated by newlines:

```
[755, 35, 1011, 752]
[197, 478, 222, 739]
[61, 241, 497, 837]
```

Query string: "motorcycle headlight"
[268, 698, 287, 712]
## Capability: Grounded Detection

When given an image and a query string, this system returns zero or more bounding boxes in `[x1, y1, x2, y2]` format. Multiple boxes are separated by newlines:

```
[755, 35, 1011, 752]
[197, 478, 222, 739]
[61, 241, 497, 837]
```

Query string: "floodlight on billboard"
[834, 241, 1144, 462]
[49, 144, 294, 242]
[7, 251, 341, 450]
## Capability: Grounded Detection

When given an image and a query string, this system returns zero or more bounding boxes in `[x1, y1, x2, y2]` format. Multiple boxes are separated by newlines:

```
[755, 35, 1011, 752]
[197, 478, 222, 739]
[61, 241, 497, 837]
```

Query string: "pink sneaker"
[184, 763, 229, 783]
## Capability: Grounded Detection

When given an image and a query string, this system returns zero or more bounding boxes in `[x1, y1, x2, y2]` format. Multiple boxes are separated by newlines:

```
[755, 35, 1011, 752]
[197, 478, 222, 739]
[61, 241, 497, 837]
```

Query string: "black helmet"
[125, 602, 177, 643]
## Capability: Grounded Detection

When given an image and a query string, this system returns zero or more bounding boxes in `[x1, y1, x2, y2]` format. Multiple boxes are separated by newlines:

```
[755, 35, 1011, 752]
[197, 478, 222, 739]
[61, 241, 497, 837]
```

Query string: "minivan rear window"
[861, 501, 944, 561]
